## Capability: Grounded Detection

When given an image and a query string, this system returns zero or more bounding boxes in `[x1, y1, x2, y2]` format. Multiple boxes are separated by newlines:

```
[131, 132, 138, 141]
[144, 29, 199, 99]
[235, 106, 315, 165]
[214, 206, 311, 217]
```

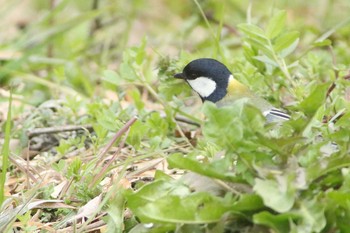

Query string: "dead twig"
[89, 0, 102, 37]
[326, 71, 350, 99]
[175, 116, 201, 127]
[93, 116, 138, 170]
[27, 125, 94, 138]
[90, 127, 131, 188]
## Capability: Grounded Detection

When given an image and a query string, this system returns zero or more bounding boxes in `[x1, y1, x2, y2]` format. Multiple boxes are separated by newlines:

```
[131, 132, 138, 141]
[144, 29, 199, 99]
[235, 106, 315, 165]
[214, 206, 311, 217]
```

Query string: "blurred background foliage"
[1, 0, 350, 232]
[0, 0, 349, 105]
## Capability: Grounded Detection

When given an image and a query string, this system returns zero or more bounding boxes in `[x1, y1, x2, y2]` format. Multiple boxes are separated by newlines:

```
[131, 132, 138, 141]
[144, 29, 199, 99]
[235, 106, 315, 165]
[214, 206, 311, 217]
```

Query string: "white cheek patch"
[229, 74, 234, 82]
[187, 77, 216, 98]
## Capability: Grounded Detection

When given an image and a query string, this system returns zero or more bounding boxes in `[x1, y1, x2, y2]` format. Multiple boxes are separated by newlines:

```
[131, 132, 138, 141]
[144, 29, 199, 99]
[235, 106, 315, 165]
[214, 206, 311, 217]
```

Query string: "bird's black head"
[174, 58, 232, 103]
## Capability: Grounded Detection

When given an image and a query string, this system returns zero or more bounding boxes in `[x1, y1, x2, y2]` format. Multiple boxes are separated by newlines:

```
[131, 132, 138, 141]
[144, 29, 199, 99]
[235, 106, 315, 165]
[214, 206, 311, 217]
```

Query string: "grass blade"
[0, 91, 12, 206]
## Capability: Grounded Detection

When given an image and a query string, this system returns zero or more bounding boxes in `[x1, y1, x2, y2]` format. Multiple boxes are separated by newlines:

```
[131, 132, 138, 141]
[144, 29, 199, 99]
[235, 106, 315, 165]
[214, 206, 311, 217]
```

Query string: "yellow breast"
[227, 75, 249, 97]
[218, 75, 272, 112]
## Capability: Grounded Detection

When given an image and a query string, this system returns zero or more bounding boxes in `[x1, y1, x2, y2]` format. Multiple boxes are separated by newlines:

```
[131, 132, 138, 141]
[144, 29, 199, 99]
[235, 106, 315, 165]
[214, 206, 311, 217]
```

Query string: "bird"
[174, 58, 339, 196]
[174, 58, 290, 123]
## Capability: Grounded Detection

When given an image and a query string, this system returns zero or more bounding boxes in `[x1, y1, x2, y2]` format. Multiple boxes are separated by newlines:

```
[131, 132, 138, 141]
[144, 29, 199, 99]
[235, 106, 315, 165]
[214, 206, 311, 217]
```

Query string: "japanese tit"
[174, 58, 290, 123]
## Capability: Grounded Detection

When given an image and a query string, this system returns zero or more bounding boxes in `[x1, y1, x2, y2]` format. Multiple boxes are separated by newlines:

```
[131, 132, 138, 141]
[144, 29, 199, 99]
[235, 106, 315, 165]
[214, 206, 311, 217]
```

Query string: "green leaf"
[306, 154, 350, 183]
[96, 108, 122, 131]
[327, 190, 350, 209]
[52, 160, 66, 172]
[127, 120, 149, 149]
[135, 37, 147, 65]
[102, 70, 122, 86]
[232, 194, 264, 211]
[201, 101, 265, 151]
[254, 211, 299, 233]
[125, 179, 191, 212]
[202, 102, 242, 145]
[0, 92, 12, 206]
[312, 39, 332, 47]
[125, 180, 233, 224]
[244, 37, 275, 60]
[254, 178, 295, 213]
[238, 24, 269, 44]
[119, 62, 138, 81]
[299, 83, 329, 116]
[167, 153, 243, 183]
[297, 198, 326, 232]
[128, 223, 175, 233]
[129, 191, 233, 223]
[266, 10, 287, 39]
[253, 55, 279, 67]
[335, 112, 350, 127]
[128, 88, 144, 111]
[274, 31, 300, 57]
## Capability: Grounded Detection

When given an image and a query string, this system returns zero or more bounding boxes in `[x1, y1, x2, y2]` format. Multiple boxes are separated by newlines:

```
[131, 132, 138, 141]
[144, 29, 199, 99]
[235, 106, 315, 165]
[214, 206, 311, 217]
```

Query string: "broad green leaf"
[201, 101, 265, 150]
[254, 178, 295, 213]
[256, 134, 304, 155]
[128, 223, 175, 233]
[297, 198, 326, 232]
[125, 180, 191, 212]
[266, 11, 287, 39]
[306, 154, 350, 182]
[327, 190, 350, 209]
[328, 129, 350, 143]
[244, 37, 275, 60]
[242, 43, 259, 65]
[119, 62, 138, 81]
[253, 211, 300, 233]
[232, 194, 264, 211]
[238, 24, 269, 44]
[253, 55, 279, 67]
[158, 79, 191, 101]
[167, 153, 243, 183]
[335, 112, 350, 127]
[299, 83, 329, 116]
[127, 120, 149, 149]
[130, 192, 233, 223]
[274, 31, 300, 57]
[102, 70, 122, 86]
[96, 108, 122, 131]
[202, 102, 243, 146]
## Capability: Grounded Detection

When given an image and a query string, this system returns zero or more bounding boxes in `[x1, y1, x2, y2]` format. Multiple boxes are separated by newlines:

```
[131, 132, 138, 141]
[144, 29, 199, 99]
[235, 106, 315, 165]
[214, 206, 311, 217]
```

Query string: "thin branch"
[175, 116, 201, 127]
[89, 0, 102, 37]
[326, 71, 350, 99]
[93, 116, 138, 170]
[90, 127, 131, 188]
[27, 125, 93, 138]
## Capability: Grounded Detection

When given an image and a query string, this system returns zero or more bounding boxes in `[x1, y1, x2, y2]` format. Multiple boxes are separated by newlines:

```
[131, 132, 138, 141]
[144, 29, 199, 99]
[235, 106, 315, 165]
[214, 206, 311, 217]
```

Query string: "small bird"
[174, 58, 290, 123]
[174, 59, 338, 196]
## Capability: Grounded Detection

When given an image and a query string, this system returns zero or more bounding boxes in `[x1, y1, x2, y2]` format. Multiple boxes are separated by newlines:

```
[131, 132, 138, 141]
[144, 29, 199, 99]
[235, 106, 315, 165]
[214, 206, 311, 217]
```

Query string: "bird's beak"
[174, 72, 185, 79]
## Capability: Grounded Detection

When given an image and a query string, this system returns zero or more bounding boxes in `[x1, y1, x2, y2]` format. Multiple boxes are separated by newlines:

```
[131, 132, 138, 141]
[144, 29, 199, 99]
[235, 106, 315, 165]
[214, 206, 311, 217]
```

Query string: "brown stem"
[27, 125, 93, 138]
[93, 116, 138, 170]
[89, 0, 102, 37]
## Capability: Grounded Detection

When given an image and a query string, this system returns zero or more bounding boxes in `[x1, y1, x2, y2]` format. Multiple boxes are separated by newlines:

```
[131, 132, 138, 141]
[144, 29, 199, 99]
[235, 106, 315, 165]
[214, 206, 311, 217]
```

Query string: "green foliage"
[123, 8, 350, 233]
[125, 178, 233, 224]
[17, 211, 38, 232]
[238, 10, 299, 84]
[0, 92, 12, 206]
[1, 1, 350, 232]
